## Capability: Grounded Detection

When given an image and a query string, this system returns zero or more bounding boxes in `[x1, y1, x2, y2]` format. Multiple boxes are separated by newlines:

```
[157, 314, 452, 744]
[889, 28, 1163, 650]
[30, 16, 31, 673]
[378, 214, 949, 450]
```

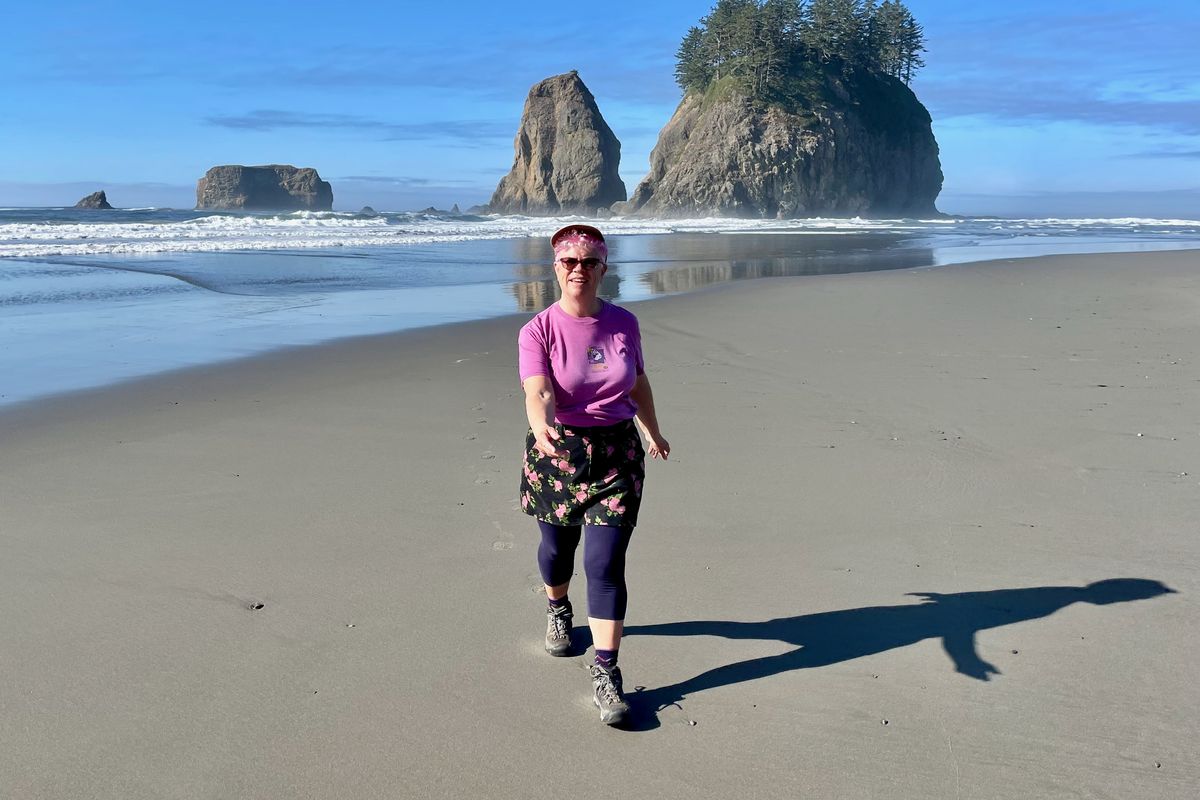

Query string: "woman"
[518, 224, 670, 726]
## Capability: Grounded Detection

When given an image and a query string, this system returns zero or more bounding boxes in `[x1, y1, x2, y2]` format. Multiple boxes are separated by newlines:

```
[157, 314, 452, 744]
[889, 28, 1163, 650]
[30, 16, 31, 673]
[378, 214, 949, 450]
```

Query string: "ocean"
[3, 207, 1199, 408]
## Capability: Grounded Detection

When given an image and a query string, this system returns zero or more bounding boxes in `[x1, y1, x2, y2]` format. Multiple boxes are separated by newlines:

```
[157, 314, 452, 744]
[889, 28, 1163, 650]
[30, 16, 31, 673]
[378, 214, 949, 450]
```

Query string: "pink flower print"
[603, 468, 619, 483]
[575, 490, 588, 502]
[554, 504, 568, 519]
[586, 444, 593, 457]
[633, 478, 642, 496]
[521, 494, 529, 508]
[613, 503, 625, 514]
[627, 449, 637, 460]
[553, 479, 563, 491]
[563, 429, 574, 437]
[581, 437, 590, 446]
[578, 483, 589, 491]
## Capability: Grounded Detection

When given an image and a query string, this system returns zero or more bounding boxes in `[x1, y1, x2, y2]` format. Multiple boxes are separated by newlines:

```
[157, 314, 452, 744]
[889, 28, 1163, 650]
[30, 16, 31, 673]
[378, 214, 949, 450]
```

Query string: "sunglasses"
[556, 257, 605, 271]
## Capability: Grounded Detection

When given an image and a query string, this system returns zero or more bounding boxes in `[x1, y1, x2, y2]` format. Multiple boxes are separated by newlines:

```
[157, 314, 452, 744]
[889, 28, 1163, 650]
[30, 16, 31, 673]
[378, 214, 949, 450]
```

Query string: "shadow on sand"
[619, 578, 1175, 731]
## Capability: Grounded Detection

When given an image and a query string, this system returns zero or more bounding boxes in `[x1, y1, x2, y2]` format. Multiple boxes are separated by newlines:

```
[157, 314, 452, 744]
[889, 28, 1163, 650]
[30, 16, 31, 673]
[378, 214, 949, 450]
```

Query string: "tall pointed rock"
[489, 71, 626, 215]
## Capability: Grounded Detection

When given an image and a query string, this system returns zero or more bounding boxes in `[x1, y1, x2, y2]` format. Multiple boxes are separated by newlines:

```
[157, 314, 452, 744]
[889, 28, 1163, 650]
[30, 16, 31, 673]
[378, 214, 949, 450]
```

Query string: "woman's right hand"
[532, 423, 565, 459]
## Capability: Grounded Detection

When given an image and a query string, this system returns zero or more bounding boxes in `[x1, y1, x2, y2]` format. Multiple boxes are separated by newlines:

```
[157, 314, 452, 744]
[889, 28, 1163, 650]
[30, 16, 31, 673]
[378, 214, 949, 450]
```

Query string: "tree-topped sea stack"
[618, 0, 942, 218]
[195, 165, 333, 211]
[489, 71, 626, 215]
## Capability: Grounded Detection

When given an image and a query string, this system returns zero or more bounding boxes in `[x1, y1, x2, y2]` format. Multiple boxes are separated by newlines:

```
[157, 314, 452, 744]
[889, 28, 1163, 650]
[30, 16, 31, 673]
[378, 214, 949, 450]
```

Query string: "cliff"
[74, 191, 113, 210]
[196, 165, 333, 211]
[618, 69, 942, 218]
[489, 71, 626, 215]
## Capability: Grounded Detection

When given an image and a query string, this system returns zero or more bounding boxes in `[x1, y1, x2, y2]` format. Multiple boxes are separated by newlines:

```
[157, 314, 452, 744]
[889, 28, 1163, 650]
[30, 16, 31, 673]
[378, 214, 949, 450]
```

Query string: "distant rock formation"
[617, 69, 942, 218]
[489, 71, 626, 215]
[195, 165, 333, 211]
[74, 191, 113, 210]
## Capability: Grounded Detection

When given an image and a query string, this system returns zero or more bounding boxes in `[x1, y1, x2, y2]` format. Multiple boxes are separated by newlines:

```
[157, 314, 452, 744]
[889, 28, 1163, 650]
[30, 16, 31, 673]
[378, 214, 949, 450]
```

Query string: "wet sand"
[2, 249, 1197, 798]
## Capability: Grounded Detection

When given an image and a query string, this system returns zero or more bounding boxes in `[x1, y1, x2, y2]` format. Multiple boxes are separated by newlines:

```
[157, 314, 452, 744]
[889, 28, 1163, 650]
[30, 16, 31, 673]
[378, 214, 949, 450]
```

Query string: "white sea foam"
[1, 212, 1198, 258]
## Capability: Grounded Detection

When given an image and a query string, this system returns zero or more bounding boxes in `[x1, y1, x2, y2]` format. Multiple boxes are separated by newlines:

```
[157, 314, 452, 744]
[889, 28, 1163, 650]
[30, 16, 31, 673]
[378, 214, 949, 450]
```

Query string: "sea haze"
[2, 209, 1200, 408]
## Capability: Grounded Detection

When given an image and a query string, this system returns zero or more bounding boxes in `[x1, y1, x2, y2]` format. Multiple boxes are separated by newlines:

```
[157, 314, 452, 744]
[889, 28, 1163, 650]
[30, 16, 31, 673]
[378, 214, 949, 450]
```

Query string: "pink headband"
[552, 231, 608, 261]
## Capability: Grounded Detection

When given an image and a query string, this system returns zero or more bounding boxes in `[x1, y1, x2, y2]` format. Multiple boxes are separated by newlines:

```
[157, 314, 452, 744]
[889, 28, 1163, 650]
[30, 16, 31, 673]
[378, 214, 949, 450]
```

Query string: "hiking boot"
[590, 662, 631, 726]
[544, 601, 573, 656]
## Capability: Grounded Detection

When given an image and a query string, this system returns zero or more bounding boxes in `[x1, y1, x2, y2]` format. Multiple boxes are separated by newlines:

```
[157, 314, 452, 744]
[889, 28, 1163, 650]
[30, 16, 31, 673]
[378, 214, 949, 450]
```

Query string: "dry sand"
[2, 250, 1197, 799]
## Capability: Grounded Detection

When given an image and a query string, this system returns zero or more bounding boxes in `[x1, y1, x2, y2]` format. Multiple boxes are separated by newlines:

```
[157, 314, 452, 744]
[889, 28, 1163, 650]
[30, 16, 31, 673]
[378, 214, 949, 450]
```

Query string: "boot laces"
[592, 665, 623, 704]
[548, 606, 571, 638]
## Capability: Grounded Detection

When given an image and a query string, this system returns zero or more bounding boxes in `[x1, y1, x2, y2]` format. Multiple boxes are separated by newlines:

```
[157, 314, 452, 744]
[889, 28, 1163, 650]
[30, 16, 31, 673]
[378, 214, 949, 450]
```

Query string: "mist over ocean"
[3, 207, 1199, 407]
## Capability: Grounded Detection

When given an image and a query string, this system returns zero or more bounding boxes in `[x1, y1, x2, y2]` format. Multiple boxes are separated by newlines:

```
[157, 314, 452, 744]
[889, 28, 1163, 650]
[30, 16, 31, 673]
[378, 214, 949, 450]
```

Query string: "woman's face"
[553, 241, 607, 302]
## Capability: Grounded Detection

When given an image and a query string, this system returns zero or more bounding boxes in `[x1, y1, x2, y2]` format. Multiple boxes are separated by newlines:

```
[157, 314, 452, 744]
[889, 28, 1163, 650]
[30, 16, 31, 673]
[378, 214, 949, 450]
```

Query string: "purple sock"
[548, 595, 570, 609]
[594, 648, 618, 668]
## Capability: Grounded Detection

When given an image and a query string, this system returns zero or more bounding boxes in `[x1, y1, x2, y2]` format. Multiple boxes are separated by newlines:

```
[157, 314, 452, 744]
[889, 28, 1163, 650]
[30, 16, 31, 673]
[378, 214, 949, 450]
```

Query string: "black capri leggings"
[537, 521, 634, 621]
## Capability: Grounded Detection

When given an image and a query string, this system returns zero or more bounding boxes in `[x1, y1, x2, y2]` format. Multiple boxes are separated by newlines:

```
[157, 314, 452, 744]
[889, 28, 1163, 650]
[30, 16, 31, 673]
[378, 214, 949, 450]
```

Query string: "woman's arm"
[630, 372, 670, 460]
[523, 375, 565, 458]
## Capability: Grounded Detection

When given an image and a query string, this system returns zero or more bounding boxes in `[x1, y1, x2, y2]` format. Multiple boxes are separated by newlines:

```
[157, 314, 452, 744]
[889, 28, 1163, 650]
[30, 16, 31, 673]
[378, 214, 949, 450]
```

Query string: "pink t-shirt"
[518, 300, 645, 426]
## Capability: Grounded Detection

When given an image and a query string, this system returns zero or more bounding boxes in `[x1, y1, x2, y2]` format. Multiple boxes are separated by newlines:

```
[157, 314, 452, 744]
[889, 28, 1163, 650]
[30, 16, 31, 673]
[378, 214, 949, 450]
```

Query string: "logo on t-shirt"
[587, 346, 608, 371]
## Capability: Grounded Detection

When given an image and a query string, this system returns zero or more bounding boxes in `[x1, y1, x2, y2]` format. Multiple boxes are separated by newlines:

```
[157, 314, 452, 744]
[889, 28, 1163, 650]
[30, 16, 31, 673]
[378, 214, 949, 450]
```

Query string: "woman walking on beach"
[518, 224, 670, 726]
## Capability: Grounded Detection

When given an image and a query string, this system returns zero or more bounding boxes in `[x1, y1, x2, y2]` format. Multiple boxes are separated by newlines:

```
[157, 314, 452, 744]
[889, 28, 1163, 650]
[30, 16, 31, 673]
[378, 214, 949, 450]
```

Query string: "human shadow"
[621, 578, 1174, 730]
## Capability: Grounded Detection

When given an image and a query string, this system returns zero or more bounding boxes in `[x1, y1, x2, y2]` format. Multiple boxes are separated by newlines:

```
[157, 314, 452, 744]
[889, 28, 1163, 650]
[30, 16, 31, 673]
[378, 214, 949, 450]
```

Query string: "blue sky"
[2, 0, 1197, 216]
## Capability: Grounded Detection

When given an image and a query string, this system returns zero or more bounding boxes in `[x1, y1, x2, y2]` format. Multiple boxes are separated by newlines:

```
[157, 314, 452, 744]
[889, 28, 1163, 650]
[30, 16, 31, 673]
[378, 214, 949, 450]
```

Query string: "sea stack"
[74, 191, 114, 210]
[195, 165, 333, 211]
[619, 72, 942, 218]
[489, 71, 626, 215]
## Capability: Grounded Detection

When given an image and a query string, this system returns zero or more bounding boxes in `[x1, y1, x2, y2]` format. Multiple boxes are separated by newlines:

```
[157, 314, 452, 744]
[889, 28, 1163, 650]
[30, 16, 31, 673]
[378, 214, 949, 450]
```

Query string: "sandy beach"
[2, 249, 1197, 798]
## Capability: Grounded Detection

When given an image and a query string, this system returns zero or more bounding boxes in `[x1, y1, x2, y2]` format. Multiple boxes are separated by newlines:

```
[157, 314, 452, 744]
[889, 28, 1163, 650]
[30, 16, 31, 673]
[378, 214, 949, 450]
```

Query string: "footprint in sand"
[492, 541, 513, 551]
[481, 451, 496, 460]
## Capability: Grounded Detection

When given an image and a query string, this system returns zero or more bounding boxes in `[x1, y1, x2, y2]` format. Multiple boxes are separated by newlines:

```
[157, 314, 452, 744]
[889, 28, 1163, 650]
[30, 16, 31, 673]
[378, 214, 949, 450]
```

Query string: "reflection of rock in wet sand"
[510, 279, 558, 312]
[639, 248, 936, 295]
[642, 261, 760, 294]
[508, 237, 551, 279]
[510, 275, 622, 312]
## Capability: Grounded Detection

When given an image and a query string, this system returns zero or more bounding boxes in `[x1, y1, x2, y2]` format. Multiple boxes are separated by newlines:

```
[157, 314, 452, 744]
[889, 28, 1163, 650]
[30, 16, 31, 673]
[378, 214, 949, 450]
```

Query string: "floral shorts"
[519, 419, 645, 528]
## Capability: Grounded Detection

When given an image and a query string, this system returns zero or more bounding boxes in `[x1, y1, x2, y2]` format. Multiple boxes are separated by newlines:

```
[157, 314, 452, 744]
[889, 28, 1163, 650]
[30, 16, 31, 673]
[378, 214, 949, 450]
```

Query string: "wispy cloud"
[916, 8, 1200, 134]
[1120, 149, 1200, 160]
[922, 87, 1200, 134]
[334, 175, 478, 187]
[204, 110, 511, 143]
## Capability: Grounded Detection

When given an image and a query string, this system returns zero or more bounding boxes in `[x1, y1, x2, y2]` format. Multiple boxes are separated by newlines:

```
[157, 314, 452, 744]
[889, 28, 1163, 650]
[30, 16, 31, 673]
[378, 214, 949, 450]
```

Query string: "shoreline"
[5, 241, 1200, 418]
[2, 249, 1198, 797]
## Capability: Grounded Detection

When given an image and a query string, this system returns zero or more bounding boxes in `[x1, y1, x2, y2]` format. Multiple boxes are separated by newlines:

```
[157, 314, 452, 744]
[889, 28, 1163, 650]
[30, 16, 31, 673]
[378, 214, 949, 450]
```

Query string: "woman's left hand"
[645, 431, 671, 461]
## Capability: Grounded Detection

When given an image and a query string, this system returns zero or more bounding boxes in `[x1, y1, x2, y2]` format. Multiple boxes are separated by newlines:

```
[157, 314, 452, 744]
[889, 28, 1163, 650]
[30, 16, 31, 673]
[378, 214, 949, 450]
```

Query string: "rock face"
[74, 191, 113, 210]
[618, 70, 942, 218]
[195, 165, 333, 211]
[489, 71, 626, 215]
